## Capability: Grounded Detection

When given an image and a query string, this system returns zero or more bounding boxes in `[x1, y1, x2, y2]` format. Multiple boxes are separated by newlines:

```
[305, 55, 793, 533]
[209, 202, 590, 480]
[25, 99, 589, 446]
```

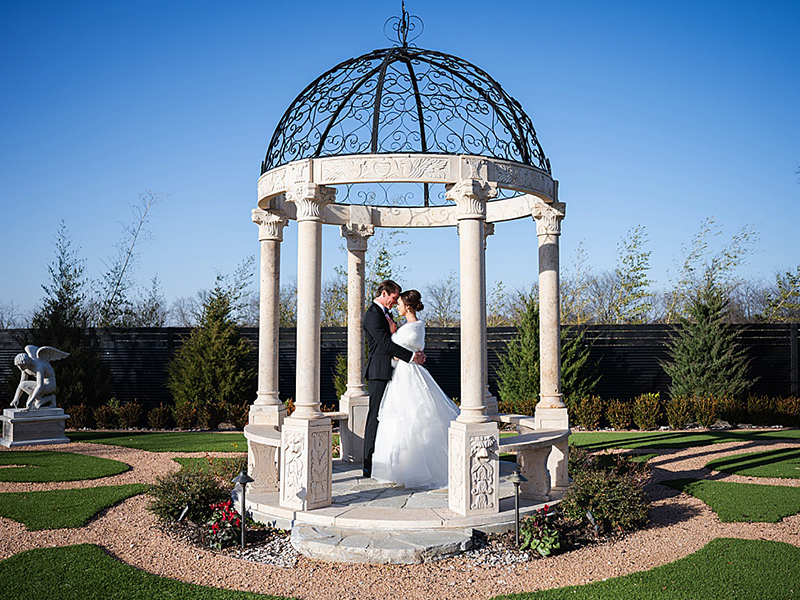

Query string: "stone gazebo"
[244, 12, 570, 548]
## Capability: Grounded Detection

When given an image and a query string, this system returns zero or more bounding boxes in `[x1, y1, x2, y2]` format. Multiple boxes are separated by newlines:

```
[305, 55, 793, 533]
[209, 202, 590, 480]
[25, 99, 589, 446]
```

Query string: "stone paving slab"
[249, 458, 560, 562]
[291, 524, 473, 564]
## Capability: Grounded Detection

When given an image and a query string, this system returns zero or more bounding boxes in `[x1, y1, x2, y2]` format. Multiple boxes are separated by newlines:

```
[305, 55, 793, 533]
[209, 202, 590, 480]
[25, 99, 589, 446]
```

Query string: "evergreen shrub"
[632, 392, 662, 430]
[93, 405, 118, 429]
[561, 453, 650, 534]
[166, 276, 255, 430]
[775, 397, 800, 427]
[666, 396, 694, 430]
[497, 297, 598, 416]
[605, 398, 632, 430]
[568, 395, 603, 430]
[147, 467, 227, 523]
[662, 281, 752, 400]
[66, 404, 95, 429]
[694, 395, 720, 428]
[718, 395, 747, 425]
[117, 402, 143, 429]
[147, 404, 174, 430]
[747, 395, 775, 426]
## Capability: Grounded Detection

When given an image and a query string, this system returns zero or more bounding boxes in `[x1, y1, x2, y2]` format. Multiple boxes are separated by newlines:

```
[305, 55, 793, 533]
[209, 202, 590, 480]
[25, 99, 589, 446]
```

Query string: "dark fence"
[1, 324, 797, 414]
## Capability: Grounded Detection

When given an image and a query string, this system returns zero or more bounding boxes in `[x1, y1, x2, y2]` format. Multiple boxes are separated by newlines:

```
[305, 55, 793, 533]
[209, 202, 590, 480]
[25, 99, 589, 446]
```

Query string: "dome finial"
[384, 3, 423, 47]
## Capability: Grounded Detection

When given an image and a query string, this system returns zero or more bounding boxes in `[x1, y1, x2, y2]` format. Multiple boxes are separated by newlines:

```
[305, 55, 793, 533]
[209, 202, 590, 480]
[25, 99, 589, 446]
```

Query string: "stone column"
[249, 208, 288, 427]
[483, 222, 498, 415]
[447, 179, 500, 516]
[339, 223, 374, 463]
[531, 199, 569, 492]
[279, 182, 335, 511]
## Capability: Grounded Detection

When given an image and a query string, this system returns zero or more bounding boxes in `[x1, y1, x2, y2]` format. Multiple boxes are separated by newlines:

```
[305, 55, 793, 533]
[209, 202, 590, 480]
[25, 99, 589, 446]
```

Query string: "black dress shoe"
[362, 469, 371, 478]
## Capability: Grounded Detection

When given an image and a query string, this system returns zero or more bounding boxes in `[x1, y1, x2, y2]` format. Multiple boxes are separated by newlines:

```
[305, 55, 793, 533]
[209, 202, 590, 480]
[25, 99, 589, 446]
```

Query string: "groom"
[362, 280, 425, 478]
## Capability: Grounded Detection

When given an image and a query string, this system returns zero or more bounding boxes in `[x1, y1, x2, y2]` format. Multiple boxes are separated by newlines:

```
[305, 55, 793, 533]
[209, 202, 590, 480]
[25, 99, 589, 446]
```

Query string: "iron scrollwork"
[262, 46, 551, 181]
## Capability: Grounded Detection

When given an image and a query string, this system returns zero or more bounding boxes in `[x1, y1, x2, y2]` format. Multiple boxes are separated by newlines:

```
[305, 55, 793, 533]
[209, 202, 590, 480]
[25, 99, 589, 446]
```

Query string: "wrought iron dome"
[261, 12, 551, 177]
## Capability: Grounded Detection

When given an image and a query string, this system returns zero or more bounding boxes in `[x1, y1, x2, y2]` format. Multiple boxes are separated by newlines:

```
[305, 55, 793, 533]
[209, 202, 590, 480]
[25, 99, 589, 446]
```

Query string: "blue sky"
[1, 0, 798, 315]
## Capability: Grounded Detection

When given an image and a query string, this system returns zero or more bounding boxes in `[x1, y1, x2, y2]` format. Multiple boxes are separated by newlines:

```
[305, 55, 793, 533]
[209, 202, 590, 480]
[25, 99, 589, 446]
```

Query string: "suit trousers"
[362, 378, 389, 474]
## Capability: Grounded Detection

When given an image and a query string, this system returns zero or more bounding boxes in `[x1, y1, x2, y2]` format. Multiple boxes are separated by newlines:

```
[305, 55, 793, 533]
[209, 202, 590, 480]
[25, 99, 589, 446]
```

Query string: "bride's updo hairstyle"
[400, 289, 424, 313]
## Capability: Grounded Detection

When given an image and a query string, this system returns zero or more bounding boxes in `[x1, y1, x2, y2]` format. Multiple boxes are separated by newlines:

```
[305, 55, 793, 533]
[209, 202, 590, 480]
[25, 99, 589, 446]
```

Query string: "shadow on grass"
[706, 447, 800, 478]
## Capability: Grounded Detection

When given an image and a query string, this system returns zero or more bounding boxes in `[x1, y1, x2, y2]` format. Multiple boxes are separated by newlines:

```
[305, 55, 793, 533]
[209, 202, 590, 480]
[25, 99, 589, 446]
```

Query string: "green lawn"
[661, 478, 800, 522]
[0, 484, 147, 530]
[0, 544, 292, 600]
[706, 447, 800, 479]
[0, 451, 129, 482]
[570, 429, 800, 451]
[173, 456, 248, 480]
[68, 431, 247, 452]
[493, 538, 800, 600]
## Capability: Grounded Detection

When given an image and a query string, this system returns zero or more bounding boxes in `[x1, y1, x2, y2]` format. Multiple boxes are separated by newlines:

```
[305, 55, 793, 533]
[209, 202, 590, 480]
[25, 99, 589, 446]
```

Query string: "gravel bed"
[0, 436, 798, 600]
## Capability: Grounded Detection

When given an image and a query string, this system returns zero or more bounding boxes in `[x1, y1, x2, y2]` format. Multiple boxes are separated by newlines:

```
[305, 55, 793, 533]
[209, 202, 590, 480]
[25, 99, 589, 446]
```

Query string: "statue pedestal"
[1, 408, 70, 447]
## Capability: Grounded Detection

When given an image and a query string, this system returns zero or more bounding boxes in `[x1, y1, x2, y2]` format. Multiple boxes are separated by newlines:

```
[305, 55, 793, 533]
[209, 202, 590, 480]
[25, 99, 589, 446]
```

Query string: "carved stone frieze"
[252, 208, 288, 242]
[341, 223, 375, 252]
[318, 155, 451, 184]
[446, 179, 497, 220]
[281, 431, 305, 504]
[492, 161, 554, 199]
[531, 200, 566, 236]
[469, 435, 497, 510]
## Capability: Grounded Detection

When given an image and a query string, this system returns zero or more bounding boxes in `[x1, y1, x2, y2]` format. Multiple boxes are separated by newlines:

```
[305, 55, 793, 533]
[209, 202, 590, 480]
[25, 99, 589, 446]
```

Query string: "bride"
[371, 289, 460, 489]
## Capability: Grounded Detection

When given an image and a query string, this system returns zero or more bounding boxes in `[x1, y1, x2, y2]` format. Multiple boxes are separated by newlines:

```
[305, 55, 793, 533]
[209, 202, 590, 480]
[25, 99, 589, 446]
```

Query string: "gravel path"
[1, 438, 798, 600]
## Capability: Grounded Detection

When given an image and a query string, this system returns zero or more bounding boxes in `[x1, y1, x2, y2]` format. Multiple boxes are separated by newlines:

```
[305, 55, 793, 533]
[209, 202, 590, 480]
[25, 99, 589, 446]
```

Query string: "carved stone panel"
[469, 435, 498, 510]
[280, 429, 305, 507]
[309, 429, 331, 506]
[248, 442, 279, 493]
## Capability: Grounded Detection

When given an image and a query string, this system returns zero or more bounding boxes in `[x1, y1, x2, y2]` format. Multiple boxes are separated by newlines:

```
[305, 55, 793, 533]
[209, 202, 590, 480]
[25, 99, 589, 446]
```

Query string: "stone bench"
[492, 414, 570, 501]
[245, 411, 351, 493]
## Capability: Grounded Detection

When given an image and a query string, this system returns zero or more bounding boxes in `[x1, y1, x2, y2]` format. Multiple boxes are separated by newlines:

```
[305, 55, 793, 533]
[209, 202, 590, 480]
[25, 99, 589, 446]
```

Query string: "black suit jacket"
[363, 302, 413, 381]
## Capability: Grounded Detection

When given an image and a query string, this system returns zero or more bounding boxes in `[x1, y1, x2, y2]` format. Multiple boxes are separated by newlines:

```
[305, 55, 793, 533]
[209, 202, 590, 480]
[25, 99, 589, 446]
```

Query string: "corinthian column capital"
[446, 179, 497, 220]
[252, 208, 288, 241]
[341, 223, 375, 253]
[285, 183, 336, 222]
[531, 200, 566, 236]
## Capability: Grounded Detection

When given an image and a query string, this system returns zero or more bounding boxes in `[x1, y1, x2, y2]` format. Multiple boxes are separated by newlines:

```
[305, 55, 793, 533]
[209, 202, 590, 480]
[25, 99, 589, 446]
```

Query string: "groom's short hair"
[376, 280, 401, 297]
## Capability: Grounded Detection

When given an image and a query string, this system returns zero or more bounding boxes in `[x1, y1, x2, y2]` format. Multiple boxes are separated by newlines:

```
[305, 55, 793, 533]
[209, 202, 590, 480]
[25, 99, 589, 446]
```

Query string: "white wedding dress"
[371, 320, 460, 489]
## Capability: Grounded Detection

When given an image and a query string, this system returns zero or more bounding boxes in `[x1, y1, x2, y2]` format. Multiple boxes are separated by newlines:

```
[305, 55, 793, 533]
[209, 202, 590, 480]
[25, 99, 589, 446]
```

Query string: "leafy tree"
[561, 241, 595, 325]
[663, 218, 758, 322]
[167, 274, 255, 429]
[609, 225, 653, 323]
[662, 277, 753, 400]
[30, 222, 110, 409]
[497, 295, 598, 414]
[758, 266, 800, 323]
[365, 229, 407, 299]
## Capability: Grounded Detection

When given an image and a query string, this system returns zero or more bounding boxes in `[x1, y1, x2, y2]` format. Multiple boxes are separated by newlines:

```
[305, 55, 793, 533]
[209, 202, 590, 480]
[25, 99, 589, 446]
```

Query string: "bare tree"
[0, 301, 26, 329]
[96, 191, 164, 326]
[424, 271, 460, 326]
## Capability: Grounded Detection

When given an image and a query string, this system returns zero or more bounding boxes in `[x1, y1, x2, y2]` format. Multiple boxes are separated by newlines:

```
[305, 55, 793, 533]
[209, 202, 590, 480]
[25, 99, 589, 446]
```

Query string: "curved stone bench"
[245, 411, 351, 494]
[491, 413, 570, 501]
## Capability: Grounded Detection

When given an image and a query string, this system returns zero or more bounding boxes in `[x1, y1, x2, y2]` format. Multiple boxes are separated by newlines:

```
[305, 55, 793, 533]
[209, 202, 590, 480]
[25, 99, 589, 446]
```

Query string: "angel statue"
[10, 345, 70, 411]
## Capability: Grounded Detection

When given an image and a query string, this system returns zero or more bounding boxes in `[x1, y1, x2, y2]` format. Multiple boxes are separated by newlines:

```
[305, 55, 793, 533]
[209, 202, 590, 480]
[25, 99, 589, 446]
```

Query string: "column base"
[448, 420, 500, 517]
[249, 403, 287, 428]
[279, 416, 332, 510]
[339, 392, 369, 464]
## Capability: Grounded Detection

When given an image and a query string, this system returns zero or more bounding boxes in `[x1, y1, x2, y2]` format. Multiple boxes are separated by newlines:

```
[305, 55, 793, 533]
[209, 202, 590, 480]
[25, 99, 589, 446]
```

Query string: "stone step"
[291, 524, 473, 564]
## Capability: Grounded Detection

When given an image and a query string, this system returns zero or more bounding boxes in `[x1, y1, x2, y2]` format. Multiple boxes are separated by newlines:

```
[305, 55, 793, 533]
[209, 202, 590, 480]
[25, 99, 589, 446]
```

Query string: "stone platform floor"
[247, 459, 558, 563]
